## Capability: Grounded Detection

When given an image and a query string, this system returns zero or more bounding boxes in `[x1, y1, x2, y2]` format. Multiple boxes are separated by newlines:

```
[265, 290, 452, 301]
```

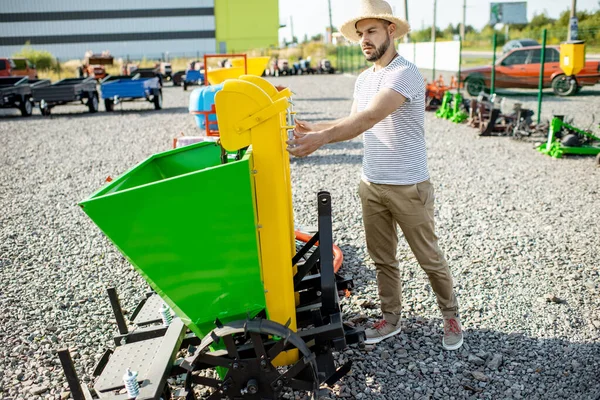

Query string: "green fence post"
[537, 29, 547, 125]
[457, 39, 462, 93]
[491, 32, 497, 95]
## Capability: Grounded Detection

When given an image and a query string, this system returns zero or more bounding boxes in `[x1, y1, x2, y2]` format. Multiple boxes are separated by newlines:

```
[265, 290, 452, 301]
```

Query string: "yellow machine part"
[215, 78, 298, 366]
[560, 41, 586, 76]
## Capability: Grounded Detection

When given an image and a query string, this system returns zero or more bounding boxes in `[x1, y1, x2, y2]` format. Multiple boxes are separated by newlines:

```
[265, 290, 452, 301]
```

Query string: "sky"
[278, 0, 600, 43]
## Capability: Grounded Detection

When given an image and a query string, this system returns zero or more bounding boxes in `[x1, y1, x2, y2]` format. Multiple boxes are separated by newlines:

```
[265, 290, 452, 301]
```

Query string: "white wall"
[398, 41, 462, 72]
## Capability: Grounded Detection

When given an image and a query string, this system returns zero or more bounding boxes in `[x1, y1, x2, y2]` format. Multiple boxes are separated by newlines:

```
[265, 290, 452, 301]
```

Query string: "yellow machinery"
[560, 40, 586, 76]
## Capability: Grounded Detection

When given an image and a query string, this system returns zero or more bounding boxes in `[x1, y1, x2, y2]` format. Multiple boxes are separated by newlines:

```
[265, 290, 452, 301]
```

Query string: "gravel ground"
[1, 75, 599, 400]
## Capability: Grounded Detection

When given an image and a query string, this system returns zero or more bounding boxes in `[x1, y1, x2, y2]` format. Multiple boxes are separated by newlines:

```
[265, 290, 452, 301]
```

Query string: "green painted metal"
[435, 91, 453, 119]
[537, 29, 547, 125]
[538, 117, 600, 158]
[450, 93, 468, 123]
[491, 33, 497, 95]
[79, 142, 266, 337]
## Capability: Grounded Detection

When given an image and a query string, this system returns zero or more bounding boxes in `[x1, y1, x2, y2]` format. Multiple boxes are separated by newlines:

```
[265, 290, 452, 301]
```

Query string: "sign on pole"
[490, 2, 527, 26]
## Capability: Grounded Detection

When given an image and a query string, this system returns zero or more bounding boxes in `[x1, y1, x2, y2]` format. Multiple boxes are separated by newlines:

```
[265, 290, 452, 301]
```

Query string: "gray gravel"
[1, 76, 599, 400]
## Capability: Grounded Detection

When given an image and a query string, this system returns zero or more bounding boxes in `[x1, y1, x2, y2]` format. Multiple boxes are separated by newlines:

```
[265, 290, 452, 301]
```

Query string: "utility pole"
[404, 0, 410, 42]
[290, 16, 295, 43]
[568, 0, 578, 41]
[431, 0, 437, 42]
[460, 0, 466, 40]
[328, 0, 334, 43]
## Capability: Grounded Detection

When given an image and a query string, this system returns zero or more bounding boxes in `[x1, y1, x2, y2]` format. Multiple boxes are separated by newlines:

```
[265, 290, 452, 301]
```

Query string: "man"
[286, 0, 463, 350]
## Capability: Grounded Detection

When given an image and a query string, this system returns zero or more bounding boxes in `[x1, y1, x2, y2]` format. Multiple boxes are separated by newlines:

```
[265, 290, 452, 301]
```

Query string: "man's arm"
[287, 89, 406, 157]
[295, 101, 358, 132]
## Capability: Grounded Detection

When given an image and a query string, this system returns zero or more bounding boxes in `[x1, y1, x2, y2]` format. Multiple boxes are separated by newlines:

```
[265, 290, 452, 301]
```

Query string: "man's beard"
[364, 36, 391, 62]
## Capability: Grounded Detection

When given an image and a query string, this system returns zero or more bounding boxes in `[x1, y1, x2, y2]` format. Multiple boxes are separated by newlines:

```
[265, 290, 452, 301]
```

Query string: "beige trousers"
[358, 179, 458, 324]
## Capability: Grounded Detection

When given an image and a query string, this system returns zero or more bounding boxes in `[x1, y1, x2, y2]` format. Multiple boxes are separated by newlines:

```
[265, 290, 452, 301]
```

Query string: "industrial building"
[0, 0, 279, 60]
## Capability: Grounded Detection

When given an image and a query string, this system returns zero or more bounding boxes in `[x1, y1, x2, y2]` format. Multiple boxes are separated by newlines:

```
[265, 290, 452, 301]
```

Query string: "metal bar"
[57, 349, 90, 400]
[537, 29, 547, 125]
[113, 325, 168, 346]
[107, 287, 128, 335]
[292, 232, 319, 266]
[491, 33, 497, 95]
[317, 192, 338, 316]
[293, 247, 320, 288]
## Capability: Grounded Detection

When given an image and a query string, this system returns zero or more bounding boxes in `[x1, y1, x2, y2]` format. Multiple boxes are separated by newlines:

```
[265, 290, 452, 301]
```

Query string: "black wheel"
[153, 90, 163, 110]
[561, 134, 581, 147]
[183, 319, 318, 400]
[19, 97, 33, 117]
[104, 98, 114, 112]
[40, 105, 51, 116]
[183, 82, 188, 91]
[552, 75, 577, 96]
[465, 77, 486, 97]
[88, 93, 99, 113]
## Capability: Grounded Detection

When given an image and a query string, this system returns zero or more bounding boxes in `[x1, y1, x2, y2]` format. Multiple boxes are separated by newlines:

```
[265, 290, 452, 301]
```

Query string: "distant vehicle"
[11, 58, 37, 79]
[172, 70, 185, 86]
[79, 52, 114, 80]
[277, 59, 291, 76]
[100, 75, 163, 111]
[32, 77, 99, 116]
[0, 76, 49, 116]
[155, 62, 172, 81]
[502, 39, 539, 54]
[0, 58, 16, 77]
[318, 59, 335, 74]
[460, 46, 600, 97]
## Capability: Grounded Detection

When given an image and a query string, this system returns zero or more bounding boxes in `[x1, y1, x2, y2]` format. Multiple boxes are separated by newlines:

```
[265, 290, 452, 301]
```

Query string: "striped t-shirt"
[354, 55, 428, 185]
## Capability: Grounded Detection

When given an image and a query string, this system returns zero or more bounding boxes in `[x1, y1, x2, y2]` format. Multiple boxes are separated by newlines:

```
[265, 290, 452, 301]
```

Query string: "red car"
[461, 46, 600, 97]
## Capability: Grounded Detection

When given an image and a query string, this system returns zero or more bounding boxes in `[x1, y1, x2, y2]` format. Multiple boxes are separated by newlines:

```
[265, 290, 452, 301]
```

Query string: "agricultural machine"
[538, 116, 600, 165]
[435, 91, 468, 123]
[425, 76, 457, 111]
[58, 75, 364, 399]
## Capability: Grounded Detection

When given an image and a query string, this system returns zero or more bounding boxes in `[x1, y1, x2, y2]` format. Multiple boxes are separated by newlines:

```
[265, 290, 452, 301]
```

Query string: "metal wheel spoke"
[195, 351, 232, 369]
[222, 334, 239, 359]
[191, 375, 223, 388]
[267, 338, 287, 360]
[278, 357, 311, 381]
[288, 378, 316, 391]
[250, 332, 268, 359]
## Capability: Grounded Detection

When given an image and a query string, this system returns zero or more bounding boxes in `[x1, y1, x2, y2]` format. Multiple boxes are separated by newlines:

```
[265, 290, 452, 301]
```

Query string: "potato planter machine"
[58, 75, 364, 399]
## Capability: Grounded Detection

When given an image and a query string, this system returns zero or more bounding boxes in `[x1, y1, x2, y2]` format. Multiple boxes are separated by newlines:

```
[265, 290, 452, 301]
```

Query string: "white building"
[0, 0, 217, 60]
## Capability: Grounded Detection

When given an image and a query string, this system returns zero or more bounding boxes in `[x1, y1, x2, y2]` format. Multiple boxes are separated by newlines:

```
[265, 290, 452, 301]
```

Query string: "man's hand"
[294, 119, 315, 134]
[287, 130, 327, 158]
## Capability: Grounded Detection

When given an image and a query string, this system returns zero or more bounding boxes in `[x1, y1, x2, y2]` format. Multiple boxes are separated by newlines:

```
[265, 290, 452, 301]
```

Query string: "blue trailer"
[182, 69, 204, 91]
[100, 75, 162, 111]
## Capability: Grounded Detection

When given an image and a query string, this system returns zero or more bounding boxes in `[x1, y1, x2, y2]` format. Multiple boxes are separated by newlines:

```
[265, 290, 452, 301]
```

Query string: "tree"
[530, 11, 555, 29]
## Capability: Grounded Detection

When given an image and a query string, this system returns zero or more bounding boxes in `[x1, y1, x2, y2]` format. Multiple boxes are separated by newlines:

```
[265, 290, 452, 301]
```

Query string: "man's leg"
[386, 180, 462, 349]
[358, 180, 403, 344]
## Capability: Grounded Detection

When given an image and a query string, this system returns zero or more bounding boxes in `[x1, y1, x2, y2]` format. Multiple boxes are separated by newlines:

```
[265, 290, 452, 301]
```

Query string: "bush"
[12, 43, 57, 71]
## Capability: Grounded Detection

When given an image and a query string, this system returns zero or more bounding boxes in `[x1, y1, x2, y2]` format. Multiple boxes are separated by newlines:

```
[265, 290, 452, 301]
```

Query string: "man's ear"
[389, 23, 397, 37]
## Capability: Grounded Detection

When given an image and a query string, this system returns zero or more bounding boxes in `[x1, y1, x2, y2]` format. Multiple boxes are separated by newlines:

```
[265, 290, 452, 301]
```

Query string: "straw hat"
[339, 0, 410, 43]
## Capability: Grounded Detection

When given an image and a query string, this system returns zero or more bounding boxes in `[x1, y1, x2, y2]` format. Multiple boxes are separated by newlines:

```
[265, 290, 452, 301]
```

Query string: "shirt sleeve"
[381, 66, 424, 103]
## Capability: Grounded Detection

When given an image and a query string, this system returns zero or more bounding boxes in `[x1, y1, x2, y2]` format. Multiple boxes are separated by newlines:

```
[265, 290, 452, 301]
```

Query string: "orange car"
[461, 46, 600, 97]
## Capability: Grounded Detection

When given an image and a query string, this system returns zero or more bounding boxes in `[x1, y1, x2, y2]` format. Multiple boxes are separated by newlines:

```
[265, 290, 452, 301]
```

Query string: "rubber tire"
[104, 98, 114, 112]
[40, 105, 51, 116]
[465, 77, 486, 97]
[561, 134, 580, 147]
[88, 93, 99, 113]
[552, 75, 577, 97]
[183, 82, 188, 91]
[153, 90, 163, 110]
[20, 97, 33, 117]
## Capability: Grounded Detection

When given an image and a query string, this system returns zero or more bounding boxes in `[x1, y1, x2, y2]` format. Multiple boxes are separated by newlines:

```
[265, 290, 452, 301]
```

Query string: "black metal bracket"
[57, 349, 94, 400]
